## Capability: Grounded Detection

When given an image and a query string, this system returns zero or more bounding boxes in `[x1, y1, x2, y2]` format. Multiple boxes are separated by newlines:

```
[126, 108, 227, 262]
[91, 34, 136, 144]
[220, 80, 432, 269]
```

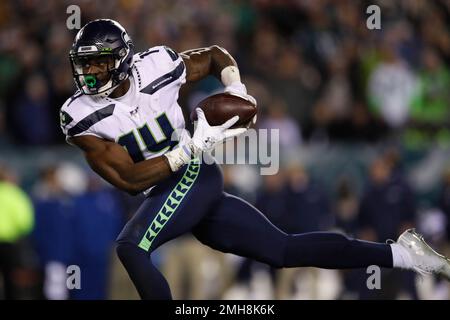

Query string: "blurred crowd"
[0, 0, 449, 147]
[0, 0, 450, 299]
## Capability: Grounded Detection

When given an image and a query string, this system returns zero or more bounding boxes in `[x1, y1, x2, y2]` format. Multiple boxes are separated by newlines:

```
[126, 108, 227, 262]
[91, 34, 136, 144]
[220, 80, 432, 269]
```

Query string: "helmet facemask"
[70, 46, 132, 98]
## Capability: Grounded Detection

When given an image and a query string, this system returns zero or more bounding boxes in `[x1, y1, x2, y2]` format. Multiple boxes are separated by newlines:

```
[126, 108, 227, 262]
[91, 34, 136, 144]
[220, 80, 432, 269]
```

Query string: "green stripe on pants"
[138, 158, 201, 251]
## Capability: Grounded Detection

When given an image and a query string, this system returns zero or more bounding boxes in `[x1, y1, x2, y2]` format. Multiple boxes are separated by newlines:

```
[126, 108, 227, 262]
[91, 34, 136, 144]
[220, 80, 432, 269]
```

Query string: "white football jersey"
[60, 46, 190, 162]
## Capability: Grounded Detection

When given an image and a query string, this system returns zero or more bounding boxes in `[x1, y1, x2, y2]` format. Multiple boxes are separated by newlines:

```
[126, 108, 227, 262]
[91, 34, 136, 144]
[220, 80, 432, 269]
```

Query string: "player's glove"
[191, 108, 247, 151]
[221, 65, 257, 125]
[221, 65, 257, 113]
[224, 82, 257, 125]
[224, 82, 257, 107]
[164, 108, 247, 172]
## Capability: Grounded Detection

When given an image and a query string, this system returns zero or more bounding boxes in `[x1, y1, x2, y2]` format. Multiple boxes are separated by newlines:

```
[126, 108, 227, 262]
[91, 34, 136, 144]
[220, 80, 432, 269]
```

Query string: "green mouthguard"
[84, 75, 97, 88]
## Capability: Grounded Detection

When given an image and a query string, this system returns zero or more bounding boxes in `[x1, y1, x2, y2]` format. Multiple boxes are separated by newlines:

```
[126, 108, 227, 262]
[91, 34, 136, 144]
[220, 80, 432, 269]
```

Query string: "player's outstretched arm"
[70, 135, 172, 195]
[180, 45, 257, 106]
[180, 45, 237, 82]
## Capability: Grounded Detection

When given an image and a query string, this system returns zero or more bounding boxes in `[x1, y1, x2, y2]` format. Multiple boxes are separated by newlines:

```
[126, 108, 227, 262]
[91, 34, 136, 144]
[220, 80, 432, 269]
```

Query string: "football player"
[60, 19, 450, 299]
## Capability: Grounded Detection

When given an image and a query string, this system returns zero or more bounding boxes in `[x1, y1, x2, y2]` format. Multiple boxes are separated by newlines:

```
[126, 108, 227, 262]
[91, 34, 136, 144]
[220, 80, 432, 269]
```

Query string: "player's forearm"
[209, 46, 250, 100]
[88, 157, 171, 196]
[182, 45, 237, 82]
[209, 45, 238, 80]
[116, 156, 173, 195]
[88, 155, 172, 195]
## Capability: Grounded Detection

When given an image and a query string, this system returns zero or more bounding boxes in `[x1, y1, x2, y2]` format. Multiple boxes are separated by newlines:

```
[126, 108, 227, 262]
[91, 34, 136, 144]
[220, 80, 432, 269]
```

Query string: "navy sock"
[284, 232, 393, 269]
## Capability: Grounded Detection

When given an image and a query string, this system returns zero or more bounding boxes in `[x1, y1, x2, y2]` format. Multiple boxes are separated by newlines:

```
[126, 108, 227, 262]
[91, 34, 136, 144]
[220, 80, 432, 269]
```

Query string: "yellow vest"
[0, 181, 34, 242]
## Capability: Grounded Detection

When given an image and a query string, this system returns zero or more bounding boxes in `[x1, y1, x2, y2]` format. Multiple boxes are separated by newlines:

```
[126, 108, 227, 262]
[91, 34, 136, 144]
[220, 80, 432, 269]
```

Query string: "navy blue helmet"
[69, 19, 134, 97]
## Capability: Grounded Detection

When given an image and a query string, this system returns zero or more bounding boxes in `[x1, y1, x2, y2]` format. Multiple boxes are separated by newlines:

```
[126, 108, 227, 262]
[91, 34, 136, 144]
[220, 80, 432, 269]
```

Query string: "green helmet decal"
[84, 75, 97, 88]
[100, 47, 113, 54]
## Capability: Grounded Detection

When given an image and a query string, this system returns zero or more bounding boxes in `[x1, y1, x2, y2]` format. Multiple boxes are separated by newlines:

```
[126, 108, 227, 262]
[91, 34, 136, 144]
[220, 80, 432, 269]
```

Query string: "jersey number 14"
[117, 113, 177, 163]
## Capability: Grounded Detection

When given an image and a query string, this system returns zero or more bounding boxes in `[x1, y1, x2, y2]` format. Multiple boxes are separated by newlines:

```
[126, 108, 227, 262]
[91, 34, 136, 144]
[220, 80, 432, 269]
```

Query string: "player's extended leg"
[193, 193, 392, 269]
[193, 193, 450, 278]
[116, 159, 224, 299]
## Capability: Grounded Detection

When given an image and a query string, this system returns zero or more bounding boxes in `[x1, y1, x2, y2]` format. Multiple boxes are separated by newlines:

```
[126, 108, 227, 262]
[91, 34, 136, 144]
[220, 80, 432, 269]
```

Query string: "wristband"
[164, 141, 203, 172]
[164, 144, 192, 172]
[221, 65, 241, 87]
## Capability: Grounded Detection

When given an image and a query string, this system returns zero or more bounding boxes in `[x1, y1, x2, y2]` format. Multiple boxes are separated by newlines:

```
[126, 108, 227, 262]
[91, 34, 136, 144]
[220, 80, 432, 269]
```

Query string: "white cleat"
[396, 228, 450, 280]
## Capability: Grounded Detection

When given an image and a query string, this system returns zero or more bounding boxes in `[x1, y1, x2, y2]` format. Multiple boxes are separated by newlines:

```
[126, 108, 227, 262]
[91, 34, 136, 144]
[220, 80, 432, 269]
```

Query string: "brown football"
[190, 93, 257, 128]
